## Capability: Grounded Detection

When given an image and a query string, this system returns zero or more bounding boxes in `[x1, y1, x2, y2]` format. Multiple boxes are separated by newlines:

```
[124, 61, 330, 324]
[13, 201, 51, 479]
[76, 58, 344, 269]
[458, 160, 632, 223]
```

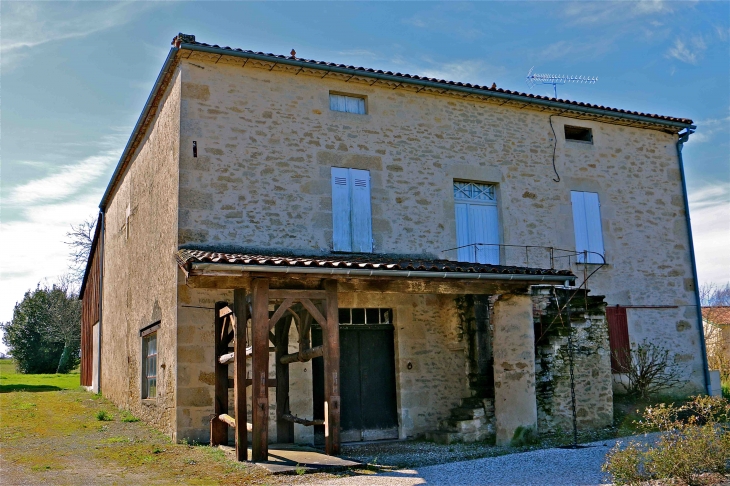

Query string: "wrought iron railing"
[442, 243, 606, 270]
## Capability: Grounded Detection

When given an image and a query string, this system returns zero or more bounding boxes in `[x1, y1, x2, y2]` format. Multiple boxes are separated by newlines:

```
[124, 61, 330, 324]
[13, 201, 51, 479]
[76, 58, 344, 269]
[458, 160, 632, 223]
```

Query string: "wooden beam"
[299, 298, 327, 327]
[219, 413, 236, 427]
[268, 298, 295, 330]
[211, 302, 229, 446]
[268, 289, 327, 300]
[279, 345, 323, 365]
[275, 317, 294, 444]
[233, 288, 248, 462]
[281, 413, 325, 426]
[323, 280, 341, 455]
[251, 279, 270, 462]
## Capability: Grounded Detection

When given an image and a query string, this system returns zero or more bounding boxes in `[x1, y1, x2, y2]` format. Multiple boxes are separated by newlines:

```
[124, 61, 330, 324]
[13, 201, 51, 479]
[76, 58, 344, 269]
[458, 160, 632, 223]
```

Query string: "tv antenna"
[526, 67, 598, 98]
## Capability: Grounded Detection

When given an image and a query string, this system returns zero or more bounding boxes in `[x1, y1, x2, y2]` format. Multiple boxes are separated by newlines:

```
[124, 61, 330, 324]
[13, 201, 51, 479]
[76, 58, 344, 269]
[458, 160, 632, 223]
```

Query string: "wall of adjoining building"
[533, 286, 613, 433]
[174, 52, 705, 394]
[99, 69, 181, 437]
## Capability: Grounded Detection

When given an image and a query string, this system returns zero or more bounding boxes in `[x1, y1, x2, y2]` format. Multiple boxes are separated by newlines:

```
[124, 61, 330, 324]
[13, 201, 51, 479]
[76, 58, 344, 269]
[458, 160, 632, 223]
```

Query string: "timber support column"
[233, 289, 248, 461]
[323, 280, 341, 455]
[251, 279, 270, 461]
[492, 292, 537, 446]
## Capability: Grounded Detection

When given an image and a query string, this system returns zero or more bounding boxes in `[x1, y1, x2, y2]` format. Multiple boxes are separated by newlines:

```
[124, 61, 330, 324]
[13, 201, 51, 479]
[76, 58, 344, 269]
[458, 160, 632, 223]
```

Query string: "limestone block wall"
[100, 69, 181, 437]
[175, 284, 467, 443]
[174, 53, 704, 392]
[533, 287, 613, 433]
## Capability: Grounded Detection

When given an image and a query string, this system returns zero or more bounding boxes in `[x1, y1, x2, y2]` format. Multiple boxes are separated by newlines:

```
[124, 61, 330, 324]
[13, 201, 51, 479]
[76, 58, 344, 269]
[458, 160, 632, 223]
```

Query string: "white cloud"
[687, 115, 730, 144]
[688, 183, 730, 286]
[0, 192, 101, 326]
[418, 59, 506, 85]
[666, 37, 707, 64]
[1, 2, 156, 68]
[5, 150, 119, 205]
[563, 0, 673, 25]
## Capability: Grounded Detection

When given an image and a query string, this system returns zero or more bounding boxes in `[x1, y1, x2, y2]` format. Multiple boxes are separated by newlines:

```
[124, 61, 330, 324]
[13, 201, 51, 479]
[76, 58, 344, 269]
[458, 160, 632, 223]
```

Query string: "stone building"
[79, 33, 709, 458]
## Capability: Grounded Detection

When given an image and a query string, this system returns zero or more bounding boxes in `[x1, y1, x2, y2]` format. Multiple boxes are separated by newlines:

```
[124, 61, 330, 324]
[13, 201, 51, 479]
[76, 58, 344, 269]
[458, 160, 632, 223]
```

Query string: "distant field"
[0, 358, 80, 392]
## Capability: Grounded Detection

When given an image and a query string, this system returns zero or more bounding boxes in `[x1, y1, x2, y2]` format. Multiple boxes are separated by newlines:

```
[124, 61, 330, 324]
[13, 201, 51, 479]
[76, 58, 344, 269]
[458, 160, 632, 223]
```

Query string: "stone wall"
[533, 286, 613, 433]
[175, 51, 705, 393]
[100, 69, 181, 437]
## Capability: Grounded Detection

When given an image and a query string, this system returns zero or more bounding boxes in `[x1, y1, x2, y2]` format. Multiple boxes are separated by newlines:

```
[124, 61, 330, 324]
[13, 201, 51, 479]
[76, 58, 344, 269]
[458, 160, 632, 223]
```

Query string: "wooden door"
[313, 317, 398, 443]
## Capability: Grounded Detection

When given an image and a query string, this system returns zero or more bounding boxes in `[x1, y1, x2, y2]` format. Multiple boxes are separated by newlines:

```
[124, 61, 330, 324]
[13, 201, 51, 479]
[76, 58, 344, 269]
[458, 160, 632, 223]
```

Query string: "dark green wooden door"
[313, 323, 398, 443]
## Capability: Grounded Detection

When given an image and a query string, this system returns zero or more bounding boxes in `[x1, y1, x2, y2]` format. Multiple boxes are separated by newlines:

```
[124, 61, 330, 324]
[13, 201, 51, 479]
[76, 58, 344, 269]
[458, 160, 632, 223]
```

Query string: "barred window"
[142, 332, 157, 399]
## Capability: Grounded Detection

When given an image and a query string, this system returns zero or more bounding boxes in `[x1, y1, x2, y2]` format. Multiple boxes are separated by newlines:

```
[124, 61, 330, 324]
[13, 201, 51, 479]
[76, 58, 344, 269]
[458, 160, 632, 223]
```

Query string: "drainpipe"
[97, 211, 105, 394]
[676, 129, 711, 395]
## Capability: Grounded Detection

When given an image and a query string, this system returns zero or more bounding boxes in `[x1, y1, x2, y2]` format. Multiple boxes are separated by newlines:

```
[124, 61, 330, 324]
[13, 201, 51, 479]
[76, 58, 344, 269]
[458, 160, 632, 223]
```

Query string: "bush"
[511, 426, 540, 447]
[613, 341, 685, 399]
[603, 395, 730, 485]
[120, 411, 140, 423]
[96, 410, 113, 421]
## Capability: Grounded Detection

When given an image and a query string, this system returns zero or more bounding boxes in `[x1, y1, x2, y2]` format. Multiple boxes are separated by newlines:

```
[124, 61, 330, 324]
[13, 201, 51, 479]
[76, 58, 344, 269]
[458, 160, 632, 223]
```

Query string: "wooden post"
[233, 289, 248, 461]
[251, 279, 270, 461]
[322, 280, 341, 455]
[275, 317, 294, 443]
[211, 301, 229, 446]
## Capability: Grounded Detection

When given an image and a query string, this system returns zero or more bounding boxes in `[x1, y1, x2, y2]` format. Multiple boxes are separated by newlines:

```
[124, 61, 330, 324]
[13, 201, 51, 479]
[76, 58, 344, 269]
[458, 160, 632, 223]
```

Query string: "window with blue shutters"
[454, 181, 500, 264]
[329, 93, 366, 114]
[571, 191, 605, 264]
[331, 167, 372, 252]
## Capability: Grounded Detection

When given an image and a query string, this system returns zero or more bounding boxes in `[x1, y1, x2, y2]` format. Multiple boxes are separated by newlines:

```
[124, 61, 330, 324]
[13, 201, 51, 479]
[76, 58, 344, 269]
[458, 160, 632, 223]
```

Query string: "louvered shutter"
[331, 167, 352, 251]
[469, 205, 500, 264]
[571, 191, 605, 264]
[455, 203, 472, 262]
[350, 169, 372, 252]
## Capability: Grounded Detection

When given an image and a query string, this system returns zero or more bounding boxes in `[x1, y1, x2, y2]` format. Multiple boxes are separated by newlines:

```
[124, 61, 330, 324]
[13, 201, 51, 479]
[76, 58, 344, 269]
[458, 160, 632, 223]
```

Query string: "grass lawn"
[0, 359, 350, 485]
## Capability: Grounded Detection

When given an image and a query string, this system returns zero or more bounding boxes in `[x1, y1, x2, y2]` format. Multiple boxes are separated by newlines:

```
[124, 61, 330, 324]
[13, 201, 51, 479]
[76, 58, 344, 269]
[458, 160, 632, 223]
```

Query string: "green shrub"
[96, 410, 113, 421]
[511, 426, 540, 447]
[603, 395, 730, 485]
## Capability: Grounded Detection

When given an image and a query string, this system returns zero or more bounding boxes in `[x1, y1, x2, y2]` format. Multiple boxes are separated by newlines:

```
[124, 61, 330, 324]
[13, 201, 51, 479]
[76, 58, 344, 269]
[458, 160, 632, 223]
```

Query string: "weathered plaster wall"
[492, 293, 537, 446]
[175, 53, 704, 393]
[533, 287, 613, 433]
[100, 69, 181, 436]
[175, 283, 467, 443]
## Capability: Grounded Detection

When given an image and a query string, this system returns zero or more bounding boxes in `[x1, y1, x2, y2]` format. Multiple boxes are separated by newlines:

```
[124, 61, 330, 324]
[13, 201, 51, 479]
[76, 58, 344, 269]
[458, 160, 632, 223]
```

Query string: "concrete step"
[425, 430, 463, 445]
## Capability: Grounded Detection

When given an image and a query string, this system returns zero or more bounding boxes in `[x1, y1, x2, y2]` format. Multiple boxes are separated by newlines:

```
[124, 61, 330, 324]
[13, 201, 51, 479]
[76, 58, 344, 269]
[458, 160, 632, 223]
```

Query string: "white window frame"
[329, 93, 366, 114]
[331, 167, 372, 253]
[141, 331, 157, 399]
[570, 190, 605, 264]
[454, 181, 500, 264]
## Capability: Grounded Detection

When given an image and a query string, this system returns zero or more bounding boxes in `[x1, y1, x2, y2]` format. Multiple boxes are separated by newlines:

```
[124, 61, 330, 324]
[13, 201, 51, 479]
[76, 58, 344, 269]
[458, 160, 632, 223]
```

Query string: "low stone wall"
[532, 286, 613, 434]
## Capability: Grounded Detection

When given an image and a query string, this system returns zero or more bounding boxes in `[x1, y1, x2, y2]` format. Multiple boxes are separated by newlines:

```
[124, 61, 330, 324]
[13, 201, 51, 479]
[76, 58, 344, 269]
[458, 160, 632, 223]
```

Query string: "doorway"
[313, 308, 398, 443]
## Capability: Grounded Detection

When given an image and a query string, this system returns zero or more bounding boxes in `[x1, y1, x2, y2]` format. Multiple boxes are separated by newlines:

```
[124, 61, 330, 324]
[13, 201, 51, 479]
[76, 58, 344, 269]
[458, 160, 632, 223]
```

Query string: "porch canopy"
[175, 249, 575, 461]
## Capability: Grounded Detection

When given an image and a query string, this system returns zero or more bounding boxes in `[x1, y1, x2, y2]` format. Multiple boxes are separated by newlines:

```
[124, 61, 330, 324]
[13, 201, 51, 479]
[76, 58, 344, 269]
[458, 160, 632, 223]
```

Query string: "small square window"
[564, 125, 593, 143]
[330, 93, 366, 114]
[142, 332, 157, 399]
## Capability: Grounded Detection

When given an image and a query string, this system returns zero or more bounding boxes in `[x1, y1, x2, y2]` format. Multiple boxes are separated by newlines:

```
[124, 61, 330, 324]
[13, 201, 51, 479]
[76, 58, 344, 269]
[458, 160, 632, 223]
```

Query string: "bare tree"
[65, 215, 97, 283]
[701, 282, 730, 381]
[700, 282, 730, 307]
[614, 341, 685, 399]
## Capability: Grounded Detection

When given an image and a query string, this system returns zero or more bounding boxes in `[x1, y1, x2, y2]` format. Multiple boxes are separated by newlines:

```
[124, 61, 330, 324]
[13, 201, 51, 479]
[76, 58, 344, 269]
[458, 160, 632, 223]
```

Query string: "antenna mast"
[526, 67, 598, 98]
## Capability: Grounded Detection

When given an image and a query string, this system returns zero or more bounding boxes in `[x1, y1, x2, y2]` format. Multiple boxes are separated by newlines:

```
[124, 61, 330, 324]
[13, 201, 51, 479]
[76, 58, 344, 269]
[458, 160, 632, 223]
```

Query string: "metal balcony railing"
[442, 243, 606, 270]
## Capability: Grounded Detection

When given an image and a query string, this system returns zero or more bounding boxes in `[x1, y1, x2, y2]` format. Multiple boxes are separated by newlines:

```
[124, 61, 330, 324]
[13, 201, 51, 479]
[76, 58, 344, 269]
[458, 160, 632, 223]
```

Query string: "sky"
[1, 1, 729, 350]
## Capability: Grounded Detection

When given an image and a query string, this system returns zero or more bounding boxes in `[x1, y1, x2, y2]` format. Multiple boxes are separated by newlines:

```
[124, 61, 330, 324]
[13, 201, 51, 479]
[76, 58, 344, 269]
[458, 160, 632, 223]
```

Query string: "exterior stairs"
[425, 397, 495, 444]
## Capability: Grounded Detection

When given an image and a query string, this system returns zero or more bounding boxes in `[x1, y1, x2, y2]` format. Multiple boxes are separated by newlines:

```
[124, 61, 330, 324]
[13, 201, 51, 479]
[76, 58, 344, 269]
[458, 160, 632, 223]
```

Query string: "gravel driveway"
[326, 435, 658, 486]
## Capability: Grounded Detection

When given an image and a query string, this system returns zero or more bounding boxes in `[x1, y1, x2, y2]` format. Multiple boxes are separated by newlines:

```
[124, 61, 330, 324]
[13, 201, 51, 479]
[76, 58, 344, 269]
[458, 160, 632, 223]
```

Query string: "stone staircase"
[426, 397, 495, 444]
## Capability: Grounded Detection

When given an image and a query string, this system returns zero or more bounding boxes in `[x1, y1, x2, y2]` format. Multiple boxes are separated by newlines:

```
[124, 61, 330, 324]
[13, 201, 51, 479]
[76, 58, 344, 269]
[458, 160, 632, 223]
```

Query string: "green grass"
[0, 358, 80, 392]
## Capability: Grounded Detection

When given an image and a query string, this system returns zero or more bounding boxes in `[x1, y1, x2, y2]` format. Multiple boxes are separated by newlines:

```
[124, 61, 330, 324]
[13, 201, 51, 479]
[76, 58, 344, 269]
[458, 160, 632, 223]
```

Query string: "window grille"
[338, 308, 392, 325]
[453, 181, 496, 202]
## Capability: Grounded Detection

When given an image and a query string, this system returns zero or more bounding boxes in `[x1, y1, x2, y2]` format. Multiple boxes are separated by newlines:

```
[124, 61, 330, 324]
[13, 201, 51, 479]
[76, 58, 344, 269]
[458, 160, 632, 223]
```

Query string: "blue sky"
[1, 1, 729, 340]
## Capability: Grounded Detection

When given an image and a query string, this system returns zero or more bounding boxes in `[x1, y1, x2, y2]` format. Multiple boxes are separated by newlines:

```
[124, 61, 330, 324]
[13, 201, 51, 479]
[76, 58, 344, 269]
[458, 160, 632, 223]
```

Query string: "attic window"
[564, 125, 593, 143]
[330, 93, 366, 114]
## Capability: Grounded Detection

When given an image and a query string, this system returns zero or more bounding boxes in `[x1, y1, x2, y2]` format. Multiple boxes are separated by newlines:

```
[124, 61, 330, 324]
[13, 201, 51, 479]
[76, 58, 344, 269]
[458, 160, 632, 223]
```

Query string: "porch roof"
[176, 249, 574, 284]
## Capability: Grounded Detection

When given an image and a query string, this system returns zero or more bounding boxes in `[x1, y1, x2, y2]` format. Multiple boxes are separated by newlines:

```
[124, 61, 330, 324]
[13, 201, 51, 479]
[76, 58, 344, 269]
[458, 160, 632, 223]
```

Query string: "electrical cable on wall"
[549, 114, 560, 182]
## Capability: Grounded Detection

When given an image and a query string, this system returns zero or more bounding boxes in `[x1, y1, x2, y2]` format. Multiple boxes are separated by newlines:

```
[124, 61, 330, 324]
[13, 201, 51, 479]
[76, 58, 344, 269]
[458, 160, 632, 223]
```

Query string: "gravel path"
[325, 435, 658, 486]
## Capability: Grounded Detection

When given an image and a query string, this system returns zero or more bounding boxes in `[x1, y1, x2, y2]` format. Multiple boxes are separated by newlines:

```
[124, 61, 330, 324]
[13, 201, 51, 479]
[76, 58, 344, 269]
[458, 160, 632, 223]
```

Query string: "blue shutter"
[583, 192, 605, 264]
[571, 191, 604, 263]
[455, 203, 472, 262]
[350, 169, 372, 252]
[469, 204, 500, 264]
[331, 167, 352, 251]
